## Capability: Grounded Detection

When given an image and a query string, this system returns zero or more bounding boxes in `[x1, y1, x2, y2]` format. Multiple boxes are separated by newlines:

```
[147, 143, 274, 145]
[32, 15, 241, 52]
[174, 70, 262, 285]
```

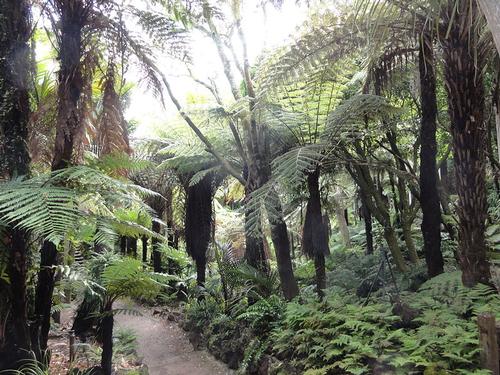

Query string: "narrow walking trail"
[115, 301, 233, 375]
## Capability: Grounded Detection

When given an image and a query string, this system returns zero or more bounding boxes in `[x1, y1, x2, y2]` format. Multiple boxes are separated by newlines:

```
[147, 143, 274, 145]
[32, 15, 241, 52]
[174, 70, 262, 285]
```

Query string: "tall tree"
[32, 0, 91, 357]
[0, 0, 33, 363]
[418, 30, 444, 277]
[441, 0, 492, 286]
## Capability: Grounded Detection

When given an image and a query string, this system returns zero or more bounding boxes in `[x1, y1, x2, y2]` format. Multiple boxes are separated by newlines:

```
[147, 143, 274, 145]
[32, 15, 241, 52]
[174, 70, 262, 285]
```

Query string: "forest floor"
[115, 300, 233, 375]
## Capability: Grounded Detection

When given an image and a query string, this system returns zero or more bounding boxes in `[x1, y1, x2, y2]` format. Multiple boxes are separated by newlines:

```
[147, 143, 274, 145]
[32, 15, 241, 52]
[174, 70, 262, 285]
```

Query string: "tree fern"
[271, 144, 325, 187]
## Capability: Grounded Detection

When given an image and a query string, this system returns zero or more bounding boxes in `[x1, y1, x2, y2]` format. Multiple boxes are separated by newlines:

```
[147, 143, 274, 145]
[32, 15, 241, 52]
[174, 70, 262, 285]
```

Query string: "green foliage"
[0, 360, 49, 375]
[113, 328, 138, 358]
[0, 166, 159, 245]
[102, 258, 161, 302]
[268, 272, 499, 375]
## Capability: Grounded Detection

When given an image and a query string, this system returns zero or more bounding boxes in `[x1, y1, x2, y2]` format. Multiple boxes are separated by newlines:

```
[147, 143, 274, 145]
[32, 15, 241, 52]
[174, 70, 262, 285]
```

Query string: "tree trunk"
[333, 195, 350, 247]
[419, 31, 444, 277]
[128, 237, 137, 258]
[0, 0, 33, 360]
[100, 302, 114, 375]
[243, 174, 270, 274]
[359, 191, 374, 255]
[302, 169, 329, 297]
[185, 175, 213, 287]
[152, 221, 162, 272]
[442, 0, 491, 286]
[32, 241, 58, 357]
[32, 1, 87, 358]
[347, 158, 407, 272]
[141, 236, 148, 263]
[120, 236, 127, 255]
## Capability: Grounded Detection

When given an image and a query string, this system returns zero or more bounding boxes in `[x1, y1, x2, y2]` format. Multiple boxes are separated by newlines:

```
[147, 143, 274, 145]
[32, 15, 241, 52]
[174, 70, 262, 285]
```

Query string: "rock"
[357, 276, 383, 298]
[188, 331, 203, 350]
[392, 299, 420, 328]
[226, 351, 242, 369]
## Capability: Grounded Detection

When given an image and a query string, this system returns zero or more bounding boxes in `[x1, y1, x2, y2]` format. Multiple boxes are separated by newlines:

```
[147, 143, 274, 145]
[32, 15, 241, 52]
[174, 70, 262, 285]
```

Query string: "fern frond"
[271, 144, 325, 187]
[0, 177, 79, 245]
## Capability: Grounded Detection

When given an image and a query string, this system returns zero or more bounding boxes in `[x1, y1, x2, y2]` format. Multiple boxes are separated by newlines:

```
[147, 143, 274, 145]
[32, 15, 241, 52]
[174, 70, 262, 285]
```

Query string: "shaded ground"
[115, 300, 233, 375]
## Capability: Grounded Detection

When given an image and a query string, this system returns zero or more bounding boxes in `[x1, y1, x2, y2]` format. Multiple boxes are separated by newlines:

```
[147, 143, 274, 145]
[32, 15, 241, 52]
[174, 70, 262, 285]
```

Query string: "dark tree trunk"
[51, 1, 85, 171]
[302, 169, 329, 297]
[120, 236, 127, 255]
[419, 31, 444, 278]
[245, 160, 299, 300]
[141, 236, 148, 263]
[152, 221, 162, 272]
[32, 241, 58, 357]
[185, 175, 213, 287]
[442, 0, 491, 286]
[128, 237, 137, 258]
[243, 174, 270, 274]
[359, 191, 374, 255]
[270, 207, 300, 300]
[0, 0, 33, 360]
[100, 302, 114, 375]
[32, 1, 87, 358]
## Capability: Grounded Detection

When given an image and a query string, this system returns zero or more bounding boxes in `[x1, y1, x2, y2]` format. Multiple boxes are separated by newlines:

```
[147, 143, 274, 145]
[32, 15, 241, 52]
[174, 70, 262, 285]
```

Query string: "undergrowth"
[181, 258, 499, 375]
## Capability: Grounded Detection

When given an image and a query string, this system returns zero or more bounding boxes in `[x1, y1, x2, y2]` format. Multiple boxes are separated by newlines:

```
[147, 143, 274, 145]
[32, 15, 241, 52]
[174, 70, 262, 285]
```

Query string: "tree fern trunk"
[0, 0, 33, 361]
[185, 174, 214, 287]
[419, 31, 444, 277]
[33, 0, 87, 358]
[141, 236, 148, 263]
[152, 220, 162, 272]
[100, 302, 114, 375]
[302, 169, 329, 297]
[244, 173, 270, 274]
[359, 191, 374, 255]
[269, 195, 300, 300]
[442, 0, 491, 286]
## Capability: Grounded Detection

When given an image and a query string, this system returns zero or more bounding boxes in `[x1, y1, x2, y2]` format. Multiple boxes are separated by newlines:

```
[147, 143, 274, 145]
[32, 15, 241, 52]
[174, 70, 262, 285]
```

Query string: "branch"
[160, 74, 246, 185]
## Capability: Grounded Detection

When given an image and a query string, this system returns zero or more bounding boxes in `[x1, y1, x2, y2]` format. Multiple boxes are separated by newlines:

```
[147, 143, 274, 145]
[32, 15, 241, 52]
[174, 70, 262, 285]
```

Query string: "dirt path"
[115, 301, 233, 375]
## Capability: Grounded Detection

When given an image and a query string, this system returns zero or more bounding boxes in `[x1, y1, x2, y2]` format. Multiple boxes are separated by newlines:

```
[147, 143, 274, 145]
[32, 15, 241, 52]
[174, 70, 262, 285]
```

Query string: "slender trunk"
[6, 230, 32, 354]
[302, 169, 329, 297]
[419, 31, 444, 277]
[100, 302, 114, 375]
[442, 0, 491, 286]
[314, 254, 326, 298]
[359, 191, 374, 254]
[0, 0, 32, 359]
[347, 158, 407, 271]
[32, 241, 58, 356]
[128, 237, 137, 258]
[152, 221, 162, 272]
[141, 236, 148, 263]
[383, 226, 406, 271]
[333, 194, 350, 247]
[401, 216, 418, 263]
[120, 236, 127, 255]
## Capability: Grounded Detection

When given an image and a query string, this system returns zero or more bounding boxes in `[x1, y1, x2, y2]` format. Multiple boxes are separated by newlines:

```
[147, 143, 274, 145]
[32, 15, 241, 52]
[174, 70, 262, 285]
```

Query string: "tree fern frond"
[244, 181, 282, 238]
[323, 94, 399, 141]
[271, 144, 325, 187]
[189, 166, 221, 187]
[0, 178, 79, 245]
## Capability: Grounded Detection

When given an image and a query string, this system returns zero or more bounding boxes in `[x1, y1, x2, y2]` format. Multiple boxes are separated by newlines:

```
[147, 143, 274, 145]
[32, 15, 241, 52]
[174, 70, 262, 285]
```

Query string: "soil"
[114, 300, 234, 375]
